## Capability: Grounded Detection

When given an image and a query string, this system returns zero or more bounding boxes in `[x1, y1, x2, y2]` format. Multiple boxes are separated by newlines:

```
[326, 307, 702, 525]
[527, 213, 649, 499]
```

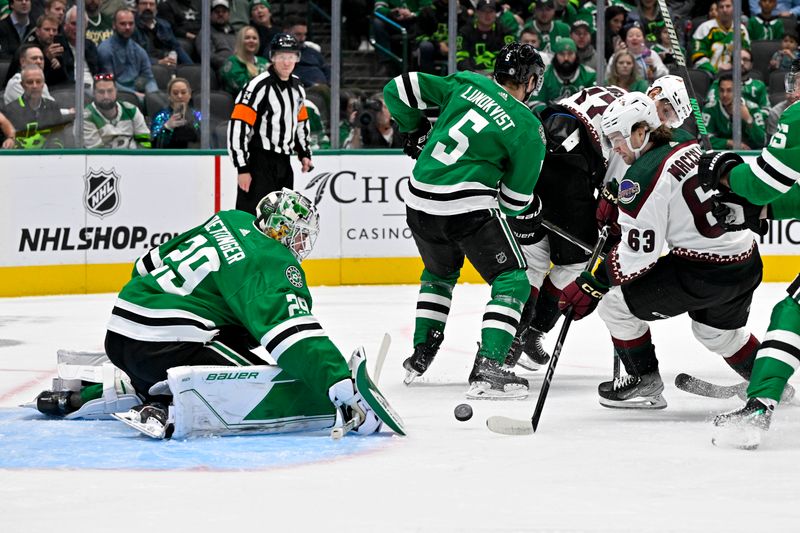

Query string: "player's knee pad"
[691, 322, 750, 357]
[490, 268, 531, 304]
[597, 288, 649, 341]
[521, 239, 551, 287]
[548, 263, 585, 290]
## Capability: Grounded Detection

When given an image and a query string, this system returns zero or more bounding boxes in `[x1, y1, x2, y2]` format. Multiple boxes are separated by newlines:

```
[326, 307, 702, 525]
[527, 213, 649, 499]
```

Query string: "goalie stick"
[331, 333, 392, 439]
[486, 226, 609, 436]
[655, 0, 712, 150]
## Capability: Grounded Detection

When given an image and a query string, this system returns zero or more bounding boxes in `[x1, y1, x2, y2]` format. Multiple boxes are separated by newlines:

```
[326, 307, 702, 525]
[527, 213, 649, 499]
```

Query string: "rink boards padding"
[0, 150, 796, 297]
[0, 408, 391, 470]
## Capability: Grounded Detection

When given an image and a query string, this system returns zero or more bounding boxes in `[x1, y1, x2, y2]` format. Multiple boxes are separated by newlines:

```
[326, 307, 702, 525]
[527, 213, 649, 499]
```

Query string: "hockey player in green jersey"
[383, 42, 547, 399]
[34, 189, 402, 438]
[700, 59, 800, 449]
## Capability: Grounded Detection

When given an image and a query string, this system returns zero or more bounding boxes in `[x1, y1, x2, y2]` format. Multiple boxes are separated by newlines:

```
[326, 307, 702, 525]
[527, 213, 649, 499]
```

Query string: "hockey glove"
[697, 152, 744, 192]
[401, 119, 432, 160]
[328, 378, 381, 435]
[558, 271, 609, 320]
[712, 191, 769, 236]
[506, 194, 543, 245]
[596, 181, 621, 235]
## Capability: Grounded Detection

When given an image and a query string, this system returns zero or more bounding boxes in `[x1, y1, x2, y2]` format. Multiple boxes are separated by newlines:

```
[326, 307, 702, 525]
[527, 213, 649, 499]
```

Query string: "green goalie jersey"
[106, 209, 349, 395]
[730, 101, 800, 219]
[383, 71, 545, 216]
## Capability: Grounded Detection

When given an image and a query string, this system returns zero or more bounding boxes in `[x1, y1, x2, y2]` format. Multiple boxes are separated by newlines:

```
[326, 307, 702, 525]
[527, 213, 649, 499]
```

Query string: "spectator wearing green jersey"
[220, 25, 268, 96]
[524, 0, 571, 54]
[748, 0, 784, 41]
[527, 36, 596, 113]
[702, 72, 767, 150]
[606, 49, 648, 92]
[456, 0, 515, 73]
[706, 49, 768, 109]
[691, 0, 751, 75]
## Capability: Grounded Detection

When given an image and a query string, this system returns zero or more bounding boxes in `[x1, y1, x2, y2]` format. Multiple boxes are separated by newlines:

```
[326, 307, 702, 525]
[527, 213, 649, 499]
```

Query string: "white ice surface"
[1, 283, 798, 532]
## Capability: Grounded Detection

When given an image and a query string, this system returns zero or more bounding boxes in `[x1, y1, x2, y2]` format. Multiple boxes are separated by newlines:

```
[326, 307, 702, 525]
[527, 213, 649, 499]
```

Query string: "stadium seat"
[212, 120, 229, 149]
[750, 40, 782, 81]
[0, 59, 10, 86]
[49, 88, 76, 109]
[748, 69, 764, 81]
[192, 91, 234, 123]
[176, 64, 218, 92]
[117, 91, 142, 110]
[769, 70, 787, 94]
[781, 15, 797, 38]
[150, 64, 174, 91]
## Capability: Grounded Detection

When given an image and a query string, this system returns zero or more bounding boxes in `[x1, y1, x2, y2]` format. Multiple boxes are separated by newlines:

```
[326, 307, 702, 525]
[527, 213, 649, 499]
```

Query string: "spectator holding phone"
[150, 76, 201, 148]
[620, 22, 667, 82]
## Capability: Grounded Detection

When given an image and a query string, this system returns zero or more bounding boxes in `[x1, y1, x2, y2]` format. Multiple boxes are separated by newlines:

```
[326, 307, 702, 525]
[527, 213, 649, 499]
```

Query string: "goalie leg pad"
[65, 362, 141, 419]
[164, 365, 336, 439]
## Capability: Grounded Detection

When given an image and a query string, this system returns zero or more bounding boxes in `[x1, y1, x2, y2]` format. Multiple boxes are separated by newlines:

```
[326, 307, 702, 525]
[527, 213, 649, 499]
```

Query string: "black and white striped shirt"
[227, 68, 311, 173]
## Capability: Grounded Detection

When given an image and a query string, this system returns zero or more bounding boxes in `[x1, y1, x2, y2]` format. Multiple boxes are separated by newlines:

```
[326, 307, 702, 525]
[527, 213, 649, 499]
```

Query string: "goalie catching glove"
[697, 152, 744, 192]
[401, 118, 432, 160]
[328, 378, 382, 435]
[558, 270, 610, 320]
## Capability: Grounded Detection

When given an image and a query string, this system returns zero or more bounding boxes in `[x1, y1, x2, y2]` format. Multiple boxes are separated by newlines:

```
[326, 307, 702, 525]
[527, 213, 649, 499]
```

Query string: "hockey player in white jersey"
[557, 93, 764, 409]
[506, 76, 693, 372]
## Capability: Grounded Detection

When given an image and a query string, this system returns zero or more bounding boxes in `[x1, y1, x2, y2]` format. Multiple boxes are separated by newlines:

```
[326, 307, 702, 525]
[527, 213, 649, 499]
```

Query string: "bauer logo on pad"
[83, 168, 121, 218]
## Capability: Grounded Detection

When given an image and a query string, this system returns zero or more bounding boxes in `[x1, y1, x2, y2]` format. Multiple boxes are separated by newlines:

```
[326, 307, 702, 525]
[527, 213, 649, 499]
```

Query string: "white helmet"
[600, 92, 660, 160]
[255, 188, 320, 262]
[648, 75, 692, 128]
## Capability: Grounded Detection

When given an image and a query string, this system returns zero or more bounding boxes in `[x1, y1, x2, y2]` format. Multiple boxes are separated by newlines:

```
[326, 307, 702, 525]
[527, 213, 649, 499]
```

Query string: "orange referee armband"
[231, 104, 257, 126]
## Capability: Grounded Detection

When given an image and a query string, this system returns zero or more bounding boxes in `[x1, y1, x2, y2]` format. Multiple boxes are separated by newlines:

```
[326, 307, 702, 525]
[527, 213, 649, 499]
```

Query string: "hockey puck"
[454, 403, 473, 422]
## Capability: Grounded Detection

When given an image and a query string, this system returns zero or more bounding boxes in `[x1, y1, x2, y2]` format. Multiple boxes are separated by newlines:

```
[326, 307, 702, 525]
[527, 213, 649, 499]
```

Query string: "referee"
[227, 33, 313, 214]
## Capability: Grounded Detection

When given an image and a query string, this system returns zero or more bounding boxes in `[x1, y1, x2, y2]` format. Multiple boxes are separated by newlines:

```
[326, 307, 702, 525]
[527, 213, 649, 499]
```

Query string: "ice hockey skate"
[32, 390, 78, 417]
[505, 326, 550, 371]
[598, 370, 667, 409]
[113, 403, 174, 440]
[711, 398, 774, 450]
[467, 354, 529, 400]
[403, 329, 444, 384]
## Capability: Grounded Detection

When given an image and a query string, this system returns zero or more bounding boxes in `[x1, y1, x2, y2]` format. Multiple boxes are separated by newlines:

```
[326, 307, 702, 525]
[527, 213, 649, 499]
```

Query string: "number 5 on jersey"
[431, 109, 489, 166]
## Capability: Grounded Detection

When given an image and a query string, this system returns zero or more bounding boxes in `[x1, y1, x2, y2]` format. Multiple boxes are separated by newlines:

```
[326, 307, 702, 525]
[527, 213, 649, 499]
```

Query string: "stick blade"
[486, 416, 534, 436]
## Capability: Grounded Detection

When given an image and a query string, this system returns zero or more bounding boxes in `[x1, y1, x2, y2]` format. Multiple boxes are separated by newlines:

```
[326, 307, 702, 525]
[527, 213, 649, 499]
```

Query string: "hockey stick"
[331, 333, 392, 439]
[656, 0, 712, 150]
[541, 220, 596, 257]
[675, 373, 796, 403]
[487, 226, 609, 436]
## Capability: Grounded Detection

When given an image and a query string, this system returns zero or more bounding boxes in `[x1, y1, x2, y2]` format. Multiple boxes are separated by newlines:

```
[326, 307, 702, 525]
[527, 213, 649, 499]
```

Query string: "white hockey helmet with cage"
[601, 92, 661, 160]
[648, 75, 692, 128]
[255, 188, 320, 262]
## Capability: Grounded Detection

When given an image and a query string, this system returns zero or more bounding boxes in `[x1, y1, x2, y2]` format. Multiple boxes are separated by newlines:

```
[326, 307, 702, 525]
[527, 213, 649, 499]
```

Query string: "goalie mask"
[255, 188, 319, 262]
[601, 92, 660, 161]
[648, 75, 692, 128]
[786, 59, 800, 96]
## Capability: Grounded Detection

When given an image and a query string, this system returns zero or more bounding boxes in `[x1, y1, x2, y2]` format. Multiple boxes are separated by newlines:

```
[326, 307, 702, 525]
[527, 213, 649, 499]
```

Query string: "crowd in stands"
[0, 0, 798, 150]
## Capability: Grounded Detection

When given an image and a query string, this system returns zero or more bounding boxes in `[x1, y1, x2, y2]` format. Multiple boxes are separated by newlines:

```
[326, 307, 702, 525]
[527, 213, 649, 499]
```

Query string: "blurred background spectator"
[83, 73, 151, 148]
[691, 0, 751, 75]
[249, 0, 278, 57]
[0, 110, 17, 148]
[344, 92, 401, 149]
[702, 72, 767, 150]
[133, 0, 193, 67]
[3, 43, 54, 104]
[528, 36, 596, 112]
[220, 25, 267, 95]
[284, 15, 330, 88]
[456, 0, 515, 73]
[0, 0, 34, 60]
[150, 76, 201, 148]
[525, 0, 571, 53]
[97, 8, 159, 97]
[85, 0, 114, 46]
[570, 19, 595, 66]
[4, 64, 66, 148]
[770, 32, 799, 70]
[749, 0, 784, 40]
[606, 49, 648, 91]
[621, 22, 668, 82]
[157, 0, 201, 46]
[61, 5, 99, 92]
[196, 0, 235, 71]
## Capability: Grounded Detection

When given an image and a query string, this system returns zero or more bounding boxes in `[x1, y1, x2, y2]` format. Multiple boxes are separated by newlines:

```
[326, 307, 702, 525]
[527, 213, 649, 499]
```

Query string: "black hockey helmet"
[494, 42, 545, 95]
[270, 32, 300, 58]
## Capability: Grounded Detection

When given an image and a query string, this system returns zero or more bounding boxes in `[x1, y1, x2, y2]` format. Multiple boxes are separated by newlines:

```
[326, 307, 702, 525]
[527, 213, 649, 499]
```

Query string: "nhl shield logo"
[84, 168, 121, 218]
[496, 252, 507, 264]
